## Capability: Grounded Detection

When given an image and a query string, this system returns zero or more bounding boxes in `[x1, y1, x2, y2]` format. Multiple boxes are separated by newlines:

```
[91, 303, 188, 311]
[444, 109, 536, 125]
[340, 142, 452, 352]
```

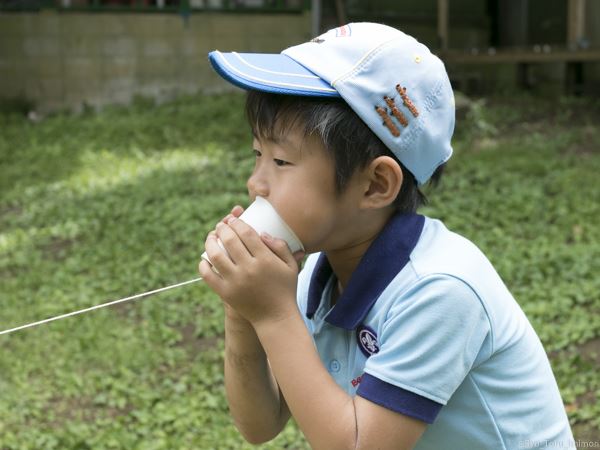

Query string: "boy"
[199, 23, 574, 450]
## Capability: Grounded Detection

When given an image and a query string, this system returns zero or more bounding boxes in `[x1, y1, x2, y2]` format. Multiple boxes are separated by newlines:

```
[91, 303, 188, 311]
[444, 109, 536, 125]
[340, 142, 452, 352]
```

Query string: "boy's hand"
[211, 204, 244, 235]
[199, 214, 304, 326]
[202, 205, 247, 325]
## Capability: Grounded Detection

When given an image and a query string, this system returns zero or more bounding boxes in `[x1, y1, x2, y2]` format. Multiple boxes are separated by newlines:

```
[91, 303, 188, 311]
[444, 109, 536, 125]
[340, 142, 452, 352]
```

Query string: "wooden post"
[567, 0, 586, 95]
[437, 0, 449, 50]
[335, 0, 347, 26]
[311, 0, 321, 37]
[567, 0, 586, 48]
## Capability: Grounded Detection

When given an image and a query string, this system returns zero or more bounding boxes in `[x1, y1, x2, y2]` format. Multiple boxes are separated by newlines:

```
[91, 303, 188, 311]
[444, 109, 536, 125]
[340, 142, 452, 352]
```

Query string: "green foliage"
[0, 94, 308, 449]
[0, 92, 598, 448]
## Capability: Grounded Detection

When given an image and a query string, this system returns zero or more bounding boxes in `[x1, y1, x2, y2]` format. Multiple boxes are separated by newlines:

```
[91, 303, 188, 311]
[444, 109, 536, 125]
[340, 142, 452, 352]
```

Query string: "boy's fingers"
[226, 217, 266, 257]
[261, 233, 297, 268]
[204, 233, 235, 276]
[198, 257, 224, 292]
[214, 223, 251, 265]
[219, 206, 243, 225]
[231, 205, 244, 217]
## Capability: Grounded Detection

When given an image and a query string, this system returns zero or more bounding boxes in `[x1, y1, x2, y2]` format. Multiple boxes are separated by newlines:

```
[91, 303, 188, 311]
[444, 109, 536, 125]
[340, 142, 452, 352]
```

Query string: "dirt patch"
[578, 337, 600, 366]
[565, 125, 600, 157]
[110, 296, 136, 318]
[562, 337, 600, 447]
[0, 204, 23, 220]
[39, 236, 77, 261]
[41, 394, 133, 428]
[572, 422, 600, 447]
[176, 323, 219, 357]
[0, 264, 22, 279]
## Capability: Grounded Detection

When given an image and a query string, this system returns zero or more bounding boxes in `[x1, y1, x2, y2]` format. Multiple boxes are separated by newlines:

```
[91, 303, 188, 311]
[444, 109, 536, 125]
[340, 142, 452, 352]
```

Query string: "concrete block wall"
[0, 11, 311, 112]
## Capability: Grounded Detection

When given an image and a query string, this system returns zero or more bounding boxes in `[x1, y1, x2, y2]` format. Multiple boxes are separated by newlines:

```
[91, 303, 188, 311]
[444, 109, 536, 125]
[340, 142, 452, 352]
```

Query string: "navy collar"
[306, 213, 425, 330]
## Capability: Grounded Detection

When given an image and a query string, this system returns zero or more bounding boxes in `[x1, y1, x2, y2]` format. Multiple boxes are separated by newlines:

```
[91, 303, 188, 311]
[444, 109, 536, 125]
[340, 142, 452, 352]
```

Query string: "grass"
[0, 92, 599, 449]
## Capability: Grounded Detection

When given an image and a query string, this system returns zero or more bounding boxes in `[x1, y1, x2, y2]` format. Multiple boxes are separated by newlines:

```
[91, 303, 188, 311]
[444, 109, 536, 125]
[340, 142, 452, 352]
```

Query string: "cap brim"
[208, 51, 340, 97]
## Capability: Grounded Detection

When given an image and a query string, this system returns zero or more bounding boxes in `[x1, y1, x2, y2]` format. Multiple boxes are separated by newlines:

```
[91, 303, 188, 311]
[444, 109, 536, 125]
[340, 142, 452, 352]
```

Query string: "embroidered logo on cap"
[375, 85, 419, 137]
[397, 85, 419, 117]
[357, 325, 379, 357]
[375, 106, 400, 137]
[335, 25, 352, 37]
[384, 96, 409, 127]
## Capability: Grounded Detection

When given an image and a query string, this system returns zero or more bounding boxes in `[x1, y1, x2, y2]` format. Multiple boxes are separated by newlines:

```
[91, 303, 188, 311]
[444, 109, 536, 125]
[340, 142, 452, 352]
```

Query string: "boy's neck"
[326, 208, 395, 305]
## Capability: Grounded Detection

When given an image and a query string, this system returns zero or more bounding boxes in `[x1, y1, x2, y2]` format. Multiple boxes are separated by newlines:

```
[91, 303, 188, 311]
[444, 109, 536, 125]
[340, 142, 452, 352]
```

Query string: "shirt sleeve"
[357, 274, 492, 423]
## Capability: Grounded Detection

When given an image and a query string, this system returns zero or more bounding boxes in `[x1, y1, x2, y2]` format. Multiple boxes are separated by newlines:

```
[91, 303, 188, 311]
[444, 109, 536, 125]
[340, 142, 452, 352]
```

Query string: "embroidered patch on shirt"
[357, 325, 380, 357]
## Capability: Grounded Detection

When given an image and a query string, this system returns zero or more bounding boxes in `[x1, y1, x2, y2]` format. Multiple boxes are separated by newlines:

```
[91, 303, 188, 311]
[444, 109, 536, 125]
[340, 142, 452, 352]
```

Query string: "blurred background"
[0, 0, 599, 113]
[0, 2, 599, 449]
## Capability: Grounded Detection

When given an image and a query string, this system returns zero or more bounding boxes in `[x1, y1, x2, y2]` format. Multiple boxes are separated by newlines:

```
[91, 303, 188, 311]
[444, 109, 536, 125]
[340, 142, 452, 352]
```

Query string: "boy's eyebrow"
[254, 134, 301, 153]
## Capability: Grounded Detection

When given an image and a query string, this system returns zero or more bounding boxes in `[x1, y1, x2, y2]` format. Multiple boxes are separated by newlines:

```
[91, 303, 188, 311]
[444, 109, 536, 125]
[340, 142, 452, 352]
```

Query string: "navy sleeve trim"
[356, 373, 443, 424]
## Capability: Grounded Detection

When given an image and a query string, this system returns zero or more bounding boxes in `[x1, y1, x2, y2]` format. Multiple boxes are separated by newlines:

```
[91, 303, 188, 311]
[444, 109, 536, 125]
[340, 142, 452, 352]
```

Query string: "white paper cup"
[201, 196, 304, 266]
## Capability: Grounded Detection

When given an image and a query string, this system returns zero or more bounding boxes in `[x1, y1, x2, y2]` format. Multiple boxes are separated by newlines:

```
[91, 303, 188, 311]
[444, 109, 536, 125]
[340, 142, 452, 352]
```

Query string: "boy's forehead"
[252, 134, 295, 149]
[253, 130, 323, 154]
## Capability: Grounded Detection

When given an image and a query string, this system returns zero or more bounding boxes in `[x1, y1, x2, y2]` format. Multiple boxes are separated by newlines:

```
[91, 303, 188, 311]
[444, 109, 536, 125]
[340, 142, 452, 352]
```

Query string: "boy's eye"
[273, 159, 290, 167]
[253, 149, 262, 158]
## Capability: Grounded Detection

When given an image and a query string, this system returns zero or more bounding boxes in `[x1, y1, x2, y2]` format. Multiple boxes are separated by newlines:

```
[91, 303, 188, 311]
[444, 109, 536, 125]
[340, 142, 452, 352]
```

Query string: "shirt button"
[329, 359, 341, 373]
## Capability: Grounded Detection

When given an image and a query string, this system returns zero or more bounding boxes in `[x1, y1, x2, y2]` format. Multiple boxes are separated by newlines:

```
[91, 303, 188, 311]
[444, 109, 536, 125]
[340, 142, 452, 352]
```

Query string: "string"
[0, 277, 203, 336]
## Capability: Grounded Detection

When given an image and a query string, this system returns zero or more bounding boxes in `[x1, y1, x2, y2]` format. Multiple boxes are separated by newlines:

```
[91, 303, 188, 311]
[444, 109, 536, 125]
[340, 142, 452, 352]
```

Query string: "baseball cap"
[208, 22, 455, 185]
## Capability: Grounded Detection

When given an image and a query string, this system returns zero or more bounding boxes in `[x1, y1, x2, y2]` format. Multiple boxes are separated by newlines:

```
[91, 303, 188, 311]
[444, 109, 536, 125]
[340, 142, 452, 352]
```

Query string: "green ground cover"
[0, 93, 598, 449]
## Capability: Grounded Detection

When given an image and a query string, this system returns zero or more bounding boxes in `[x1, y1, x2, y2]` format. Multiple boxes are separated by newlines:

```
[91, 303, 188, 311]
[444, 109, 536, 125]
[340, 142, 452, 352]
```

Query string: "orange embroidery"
[396, 85, 419, 117]
[375, 106, 400, 137]
[384, 96, 409, 127]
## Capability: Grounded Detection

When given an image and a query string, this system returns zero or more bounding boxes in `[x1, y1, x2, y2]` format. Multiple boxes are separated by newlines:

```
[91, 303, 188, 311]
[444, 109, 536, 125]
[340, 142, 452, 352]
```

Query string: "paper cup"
[201, 196, 304, 266]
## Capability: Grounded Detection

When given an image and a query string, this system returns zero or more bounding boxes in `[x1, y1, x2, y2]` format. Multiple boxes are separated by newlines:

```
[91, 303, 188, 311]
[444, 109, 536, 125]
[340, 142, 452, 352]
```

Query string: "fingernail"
[228, 216, 237, 223]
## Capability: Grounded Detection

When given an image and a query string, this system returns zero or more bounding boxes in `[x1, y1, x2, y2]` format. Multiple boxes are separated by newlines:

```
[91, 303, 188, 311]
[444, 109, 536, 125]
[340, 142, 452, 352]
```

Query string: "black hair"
[245, 90, 444, 214]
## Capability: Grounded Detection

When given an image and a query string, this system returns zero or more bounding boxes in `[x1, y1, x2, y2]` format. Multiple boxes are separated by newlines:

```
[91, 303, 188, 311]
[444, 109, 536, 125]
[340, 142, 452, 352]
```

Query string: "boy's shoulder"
[404, 216, 521, 333]
[410, 216, 497, 284]
[298, 215, 521, 338]
[379, 216, 526, 358]
[299, 215, 502, 298]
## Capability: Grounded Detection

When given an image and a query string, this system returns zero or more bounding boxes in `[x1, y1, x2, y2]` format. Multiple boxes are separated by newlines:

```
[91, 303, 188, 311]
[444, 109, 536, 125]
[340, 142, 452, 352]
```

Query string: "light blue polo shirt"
[296, 213, 574, 450]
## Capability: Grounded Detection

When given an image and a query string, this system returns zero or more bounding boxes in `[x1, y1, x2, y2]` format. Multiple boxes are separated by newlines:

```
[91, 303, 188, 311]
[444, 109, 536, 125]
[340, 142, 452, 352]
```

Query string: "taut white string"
[0, 277, 203, 336]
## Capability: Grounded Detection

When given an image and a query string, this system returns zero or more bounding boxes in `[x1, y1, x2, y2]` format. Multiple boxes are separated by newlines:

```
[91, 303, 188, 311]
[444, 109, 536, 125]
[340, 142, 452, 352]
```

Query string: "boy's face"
[248, 129, 364, 254]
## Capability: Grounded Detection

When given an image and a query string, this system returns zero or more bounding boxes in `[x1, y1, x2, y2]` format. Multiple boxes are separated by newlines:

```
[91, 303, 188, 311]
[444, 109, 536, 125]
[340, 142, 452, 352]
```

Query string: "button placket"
[329, 359, 341, 373]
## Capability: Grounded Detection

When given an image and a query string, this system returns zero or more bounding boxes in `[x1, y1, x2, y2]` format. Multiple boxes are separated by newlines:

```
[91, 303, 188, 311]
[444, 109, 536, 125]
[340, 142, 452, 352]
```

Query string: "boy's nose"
[247, 172, 269, 198]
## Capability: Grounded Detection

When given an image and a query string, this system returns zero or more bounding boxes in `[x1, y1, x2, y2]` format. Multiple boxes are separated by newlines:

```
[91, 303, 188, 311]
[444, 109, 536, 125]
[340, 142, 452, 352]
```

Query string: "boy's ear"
[360, 156, 403, 209]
